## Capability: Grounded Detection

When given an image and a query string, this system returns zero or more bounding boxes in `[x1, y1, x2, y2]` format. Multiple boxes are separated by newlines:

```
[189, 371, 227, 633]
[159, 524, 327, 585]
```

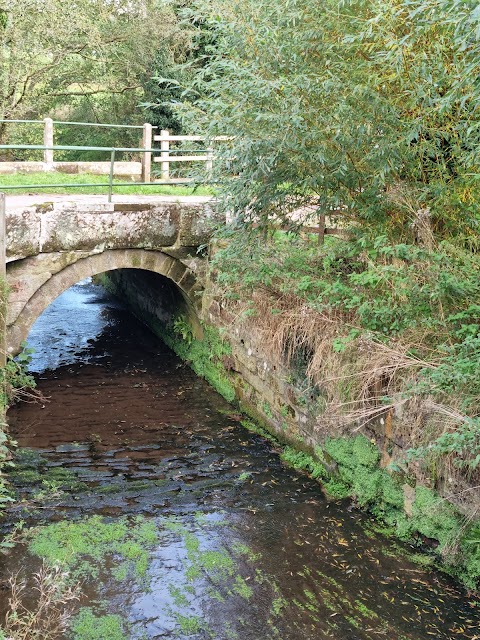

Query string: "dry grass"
[226, 286, 431, 429]
[1, 564, 81, 640]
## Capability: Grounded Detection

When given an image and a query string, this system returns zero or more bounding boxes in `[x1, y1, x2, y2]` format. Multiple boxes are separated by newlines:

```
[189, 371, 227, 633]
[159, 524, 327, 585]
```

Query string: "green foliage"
[322, 435, 480, 587]
[172, 316, 194, 345]
[212, 231, 480, 470]
[173, 0, 480, 238]
[410, 487, 461, 552]
[0, 0, 174, 135]
[323, 436, 404, 514]
[0, 344, 37, 512]
[212, 232, 480, 339]
[0, 430, 14, 509]
[1, 350, 36, 409]
[280, 447, 327, 481]
[71, 608, 127, 640]
[462, 522, 480, 588]
[414, 337, 480, 410]
[408, 419, 480, 471]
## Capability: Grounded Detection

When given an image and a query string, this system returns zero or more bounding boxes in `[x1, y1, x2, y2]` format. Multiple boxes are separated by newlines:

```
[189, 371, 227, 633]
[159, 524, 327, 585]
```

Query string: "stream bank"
[1, 278, 480, 638]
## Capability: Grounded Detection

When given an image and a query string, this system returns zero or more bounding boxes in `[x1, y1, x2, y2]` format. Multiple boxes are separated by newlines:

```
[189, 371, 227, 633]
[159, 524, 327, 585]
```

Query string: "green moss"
[240, 419, 274, 441]
[232, 575, 253, 600]
[271, 596, 287, 616]
[169, 585, 190, 608]
[280, 447, 327, 480]
[10, 468, 42, 484]
[325, 435, 379, 470]
[410, 486, 461, 549]
[323, 478, 350, 499]
[8, 449, 87, 494]
[262, 402, 274, 419]
[177, 614, 203, 634]
[461, 522, 480, 588]
[354, 600, 379, 619]
[71, 608, 127, 640]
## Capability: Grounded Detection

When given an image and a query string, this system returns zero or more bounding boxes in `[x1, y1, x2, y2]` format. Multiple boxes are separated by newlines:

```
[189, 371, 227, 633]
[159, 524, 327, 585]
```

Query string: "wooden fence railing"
[0, 119, 229, 183]
[151, 130, 230, 182]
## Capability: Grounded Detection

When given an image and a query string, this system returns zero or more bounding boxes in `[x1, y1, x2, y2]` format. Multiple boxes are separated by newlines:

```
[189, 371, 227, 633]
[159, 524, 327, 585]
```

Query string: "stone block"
[6, 207, 41, 260]
[40, 204, 179, 253]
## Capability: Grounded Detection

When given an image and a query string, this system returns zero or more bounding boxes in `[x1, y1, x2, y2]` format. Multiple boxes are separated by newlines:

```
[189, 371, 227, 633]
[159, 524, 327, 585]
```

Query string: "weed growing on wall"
[167, 318, 236, 403]
[210, 230, 480, 484]
[0, 344, 37, 513]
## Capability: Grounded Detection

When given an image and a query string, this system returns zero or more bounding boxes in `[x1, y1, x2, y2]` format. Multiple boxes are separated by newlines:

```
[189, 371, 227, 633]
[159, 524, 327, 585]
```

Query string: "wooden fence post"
[0, 193, 6, 371]
[206, 146, 214, 178]
[317, 212, 326, 245]
[43, 117, 54, 169]
[160, 129, 170, 181]
[141, 123, 152, 183]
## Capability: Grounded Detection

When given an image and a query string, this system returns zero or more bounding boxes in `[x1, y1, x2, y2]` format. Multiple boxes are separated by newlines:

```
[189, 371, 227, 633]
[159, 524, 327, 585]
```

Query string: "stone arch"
[7, 249, 202, 355]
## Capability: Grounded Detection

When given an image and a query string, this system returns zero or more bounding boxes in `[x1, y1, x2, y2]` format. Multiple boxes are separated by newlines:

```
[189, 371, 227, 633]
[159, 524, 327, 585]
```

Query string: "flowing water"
[1, 279, 479, 639]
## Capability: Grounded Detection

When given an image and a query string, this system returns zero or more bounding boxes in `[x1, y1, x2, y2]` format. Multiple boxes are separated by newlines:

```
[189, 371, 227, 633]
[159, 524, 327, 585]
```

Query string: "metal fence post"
[108, 149, 116, 203]
[43, 118, 54, 169]
[141, 123, 152, 183]
[160, 130, 170, 181]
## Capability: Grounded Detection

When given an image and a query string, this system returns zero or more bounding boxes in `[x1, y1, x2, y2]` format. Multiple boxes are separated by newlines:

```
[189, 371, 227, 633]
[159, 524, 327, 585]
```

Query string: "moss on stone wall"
[158, 317, 236, 403]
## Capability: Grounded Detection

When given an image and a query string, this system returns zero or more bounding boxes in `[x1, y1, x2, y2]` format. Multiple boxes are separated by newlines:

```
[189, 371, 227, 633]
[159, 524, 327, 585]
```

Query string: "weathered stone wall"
[98, 268, 203, 341]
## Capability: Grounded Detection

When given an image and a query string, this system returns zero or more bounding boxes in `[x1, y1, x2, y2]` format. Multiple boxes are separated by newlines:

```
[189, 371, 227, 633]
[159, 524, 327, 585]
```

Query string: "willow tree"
[174, 0, 480, 239]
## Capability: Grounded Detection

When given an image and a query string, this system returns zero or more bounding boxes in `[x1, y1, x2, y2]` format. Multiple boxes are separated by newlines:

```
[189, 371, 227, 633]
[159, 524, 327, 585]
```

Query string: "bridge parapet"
[6, 196, 218, 262]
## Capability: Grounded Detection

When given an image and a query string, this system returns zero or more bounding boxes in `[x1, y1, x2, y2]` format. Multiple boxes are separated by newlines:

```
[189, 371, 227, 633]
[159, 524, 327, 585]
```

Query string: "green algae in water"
[8, 448, 88, 494]
[71, 608, 127, 640]
[28, 515, 158, 582]
[158, 516, 289, 638]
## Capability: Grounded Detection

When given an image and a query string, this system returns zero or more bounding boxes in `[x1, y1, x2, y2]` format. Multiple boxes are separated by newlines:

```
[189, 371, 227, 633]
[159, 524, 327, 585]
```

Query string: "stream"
[1, 279, 479, 639]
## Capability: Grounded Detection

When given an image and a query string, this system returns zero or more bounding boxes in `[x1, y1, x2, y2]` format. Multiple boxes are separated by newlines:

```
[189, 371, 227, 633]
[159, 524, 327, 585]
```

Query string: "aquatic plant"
[70, 608, 127, 640]
[28, 515, 158, 582]
[0, 563, 81, 640]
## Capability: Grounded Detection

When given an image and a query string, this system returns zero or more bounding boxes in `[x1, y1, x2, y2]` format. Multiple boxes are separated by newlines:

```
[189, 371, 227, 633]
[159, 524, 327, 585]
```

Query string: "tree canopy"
[0, 0, 176, 125]
[172, 0, 480, 240]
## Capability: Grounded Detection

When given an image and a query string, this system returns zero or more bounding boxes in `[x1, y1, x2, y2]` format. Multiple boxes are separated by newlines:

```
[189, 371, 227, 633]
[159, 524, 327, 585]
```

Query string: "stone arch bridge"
[5, 195, 217, 354]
